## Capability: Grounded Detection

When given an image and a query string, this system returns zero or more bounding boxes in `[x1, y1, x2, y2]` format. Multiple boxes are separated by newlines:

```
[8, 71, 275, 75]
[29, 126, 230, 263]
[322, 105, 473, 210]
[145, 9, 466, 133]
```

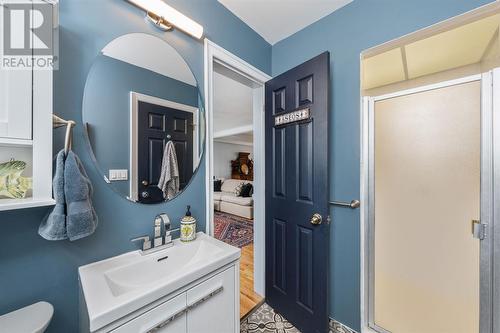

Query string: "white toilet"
[0, 302, 54, 333]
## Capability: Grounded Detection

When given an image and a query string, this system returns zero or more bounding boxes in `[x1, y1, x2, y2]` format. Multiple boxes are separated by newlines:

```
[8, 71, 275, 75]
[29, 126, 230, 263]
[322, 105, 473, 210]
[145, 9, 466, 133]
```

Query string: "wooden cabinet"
[102, 265, 238, 333]
[231, 152, 253, 181]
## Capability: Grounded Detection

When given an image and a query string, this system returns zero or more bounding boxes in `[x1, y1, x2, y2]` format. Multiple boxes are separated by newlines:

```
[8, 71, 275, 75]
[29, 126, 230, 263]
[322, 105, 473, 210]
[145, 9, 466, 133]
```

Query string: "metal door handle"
[329, 200, 360, 209]
[471, 219, 485, 240]
[142, 180, 149, 186]
[310, 213, 322, 225]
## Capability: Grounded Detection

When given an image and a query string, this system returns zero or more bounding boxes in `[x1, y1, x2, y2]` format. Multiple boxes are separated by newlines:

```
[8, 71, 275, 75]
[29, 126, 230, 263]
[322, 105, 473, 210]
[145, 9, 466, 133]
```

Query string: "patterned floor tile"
[240, 303, 300, 333]
[329, 319, 357, 333]
[240, 303, 358, 333]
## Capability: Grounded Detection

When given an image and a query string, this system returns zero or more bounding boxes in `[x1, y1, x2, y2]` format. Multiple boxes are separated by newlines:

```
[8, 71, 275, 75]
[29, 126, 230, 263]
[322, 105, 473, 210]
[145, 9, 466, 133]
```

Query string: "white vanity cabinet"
[108, 266, 237, 333]
[186, 267, 236, 333]
[79, 234, 241, 333]
[110, 293, 187, 333]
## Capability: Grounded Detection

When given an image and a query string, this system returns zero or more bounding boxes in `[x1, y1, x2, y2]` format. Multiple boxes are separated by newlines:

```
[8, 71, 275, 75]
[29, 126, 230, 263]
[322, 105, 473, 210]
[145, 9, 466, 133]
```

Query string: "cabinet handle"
[187, 286, 224, 310]
[147, 307, 187, 333]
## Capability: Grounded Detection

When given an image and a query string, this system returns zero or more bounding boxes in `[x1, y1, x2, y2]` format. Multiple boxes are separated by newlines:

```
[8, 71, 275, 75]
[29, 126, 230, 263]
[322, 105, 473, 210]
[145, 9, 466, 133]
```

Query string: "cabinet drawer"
[111, 293, 186, 333]
[187, 266, 236, 333]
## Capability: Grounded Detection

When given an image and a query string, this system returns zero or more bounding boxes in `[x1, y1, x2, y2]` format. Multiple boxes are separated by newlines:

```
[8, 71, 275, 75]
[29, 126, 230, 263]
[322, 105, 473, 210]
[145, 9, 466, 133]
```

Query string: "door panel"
[372, 81, 481, 333]
[265, 52, 330, 333]
[297, 226, 313, 311]
[296, 122, 313, 203]
[272, 218, 287, 293]
[138, 101, 193, 203]
[273, 127, 287, 198]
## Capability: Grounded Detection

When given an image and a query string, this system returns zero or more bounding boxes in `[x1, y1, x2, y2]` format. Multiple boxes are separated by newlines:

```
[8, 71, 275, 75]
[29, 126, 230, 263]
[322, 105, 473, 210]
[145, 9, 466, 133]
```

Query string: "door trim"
[129, 91, 199, 202]
[203, 39, 271, 298]
[360, 73, 494, 333]
[491, 68, 500, 333]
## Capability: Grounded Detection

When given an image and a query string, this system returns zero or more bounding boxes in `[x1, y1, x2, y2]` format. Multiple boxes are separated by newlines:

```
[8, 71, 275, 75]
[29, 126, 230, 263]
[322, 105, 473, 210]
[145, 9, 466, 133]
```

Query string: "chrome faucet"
[131, 213, 176, 255]
[154, 213, 171, 246]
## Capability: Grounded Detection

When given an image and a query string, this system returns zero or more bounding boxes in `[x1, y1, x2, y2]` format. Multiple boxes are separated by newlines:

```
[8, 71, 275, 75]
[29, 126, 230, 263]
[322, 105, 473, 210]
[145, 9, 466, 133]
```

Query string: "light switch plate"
[109, 169, 128, 181]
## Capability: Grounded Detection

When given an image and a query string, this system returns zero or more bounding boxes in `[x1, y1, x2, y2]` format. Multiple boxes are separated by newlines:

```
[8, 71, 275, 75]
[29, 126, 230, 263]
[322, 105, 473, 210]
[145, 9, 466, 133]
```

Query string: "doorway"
[204, 40, 271, 319]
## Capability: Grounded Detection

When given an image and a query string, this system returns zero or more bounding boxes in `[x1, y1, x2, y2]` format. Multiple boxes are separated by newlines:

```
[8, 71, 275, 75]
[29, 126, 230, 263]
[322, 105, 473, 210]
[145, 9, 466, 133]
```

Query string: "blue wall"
[271, 0, 494, 330]
[1, 0, 496, 332]
[83, 55, 198, 196]
[0, 1, 270, 332]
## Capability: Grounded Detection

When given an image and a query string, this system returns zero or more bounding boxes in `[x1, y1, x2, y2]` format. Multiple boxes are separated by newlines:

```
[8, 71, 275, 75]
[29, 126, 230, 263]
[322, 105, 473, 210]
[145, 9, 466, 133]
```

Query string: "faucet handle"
[155, 213, 171, 230]
[165, 228, 180, 244]
[131, 235, 152, 251]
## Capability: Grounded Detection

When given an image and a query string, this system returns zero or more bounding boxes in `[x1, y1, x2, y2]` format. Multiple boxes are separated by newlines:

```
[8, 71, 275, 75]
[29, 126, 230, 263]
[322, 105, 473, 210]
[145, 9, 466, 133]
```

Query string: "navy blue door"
[137, 101, 193, 204]
[265, 52, 330, 333]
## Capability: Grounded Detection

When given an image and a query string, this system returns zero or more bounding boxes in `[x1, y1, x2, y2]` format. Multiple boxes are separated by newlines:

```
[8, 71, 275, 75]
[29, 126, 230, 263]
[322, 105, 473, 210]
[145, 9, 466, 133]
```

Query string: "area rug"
[240, 303, 300, 333]
[214, 211, 253, 248]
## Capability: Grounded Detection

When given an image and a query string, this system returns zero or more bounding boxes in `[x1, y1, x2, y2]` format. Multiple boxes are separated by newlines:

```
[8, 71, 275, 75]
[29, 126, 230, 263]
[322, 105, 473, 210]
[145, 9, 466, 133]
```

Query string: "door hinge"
[472, 220, 486, 240]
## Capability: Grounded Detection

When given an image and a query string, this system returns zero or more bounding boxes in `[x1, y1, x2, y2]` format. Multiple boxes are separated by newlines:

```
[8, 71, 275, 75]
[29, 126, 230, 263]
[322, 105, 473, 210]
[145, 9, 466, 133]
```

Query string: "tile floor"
[240, 303, 357, 333]
[240, 303, 299, 333]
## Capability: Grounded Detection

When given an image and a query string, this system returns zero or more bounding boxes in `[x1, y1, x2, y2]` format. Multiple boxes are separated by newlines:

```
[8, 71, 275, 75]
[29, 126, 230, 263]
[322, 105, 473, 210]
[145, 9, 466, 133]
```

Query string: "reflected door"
[372, 81, 481, 333]
[137, 101, 193, 203]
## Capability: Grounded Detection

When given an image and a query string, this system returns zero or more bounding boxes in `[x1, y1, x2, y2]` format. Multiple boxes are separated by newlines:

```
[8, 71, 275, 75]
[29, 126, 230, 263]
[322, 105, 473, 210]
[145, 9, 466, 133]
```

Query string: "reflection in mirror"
[83, 33, 205, 204]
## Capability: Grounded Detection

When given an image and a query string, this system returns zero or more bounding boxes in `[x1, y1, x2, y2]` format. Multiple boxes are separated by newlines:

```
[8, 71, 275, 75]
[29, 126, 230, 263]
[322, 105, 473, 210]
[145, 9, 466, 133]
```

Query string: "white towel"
[158, 141, 180, 200]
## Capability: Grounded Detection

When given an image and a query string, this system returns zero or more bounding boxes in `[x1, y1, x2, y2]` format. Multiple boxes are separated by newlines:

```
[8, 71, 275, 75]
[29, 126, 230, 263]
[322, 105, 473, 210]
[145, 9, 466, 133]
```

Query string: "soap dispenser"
[180, 205, 196, 242]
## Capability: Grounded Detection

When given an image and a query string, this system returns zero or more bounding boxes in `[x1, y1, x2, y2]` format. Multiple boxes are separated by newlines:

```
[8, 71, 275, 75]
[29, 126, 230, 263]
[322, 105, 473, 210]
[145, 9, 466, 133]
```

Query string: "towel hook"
[53, 115, 76, 154]
[64, 123, 74, 154]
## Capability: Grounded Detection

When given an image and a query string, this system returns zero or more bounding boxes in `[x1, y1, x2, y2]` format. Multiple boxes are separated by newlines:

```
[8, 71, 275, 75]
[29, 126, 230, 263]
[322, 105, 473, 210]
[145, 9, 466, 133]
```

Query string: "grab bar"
[329, 200, 360, 209]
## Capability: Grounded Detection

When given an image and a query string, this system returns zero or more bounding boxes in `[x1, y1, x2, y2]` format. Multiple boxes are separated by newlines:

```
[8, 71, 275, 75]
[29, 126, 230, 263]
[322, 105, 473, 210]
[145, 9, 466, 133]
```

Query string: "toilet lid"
[0, 302, 54, 333]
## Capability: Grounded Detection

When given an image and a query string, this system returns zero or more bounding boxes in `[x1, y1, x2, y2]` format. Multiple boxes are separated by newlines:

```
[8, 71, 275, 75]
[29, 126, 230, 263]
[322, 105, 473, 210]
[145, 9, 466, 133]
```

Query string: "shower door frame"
[360, 72, 498, 333]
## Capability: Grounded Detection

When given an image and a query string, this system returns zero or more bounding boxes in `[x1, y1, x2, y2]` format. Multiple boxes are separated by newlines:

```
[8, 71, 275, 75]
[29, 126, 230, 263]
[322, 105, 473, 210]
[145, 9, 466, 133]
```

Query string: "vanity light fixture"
[126, 0, 204, 39]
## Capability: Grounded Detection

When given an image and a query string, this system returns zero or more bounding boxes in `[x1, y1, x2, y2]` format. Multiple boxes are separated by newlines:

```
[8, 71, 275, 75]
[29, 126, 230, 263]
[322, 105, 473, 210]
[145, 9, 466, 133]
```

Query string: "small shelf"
[0, 198, 55, 211]
[0, 138, 33, 148]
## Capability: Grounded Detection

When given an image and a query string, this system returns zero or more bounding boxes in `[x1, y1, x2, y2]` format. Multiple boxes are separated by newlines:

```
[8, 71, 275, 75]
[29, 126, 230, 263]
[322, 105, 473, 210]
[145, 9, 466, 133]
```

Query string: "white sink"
[79, 232, 240, 332]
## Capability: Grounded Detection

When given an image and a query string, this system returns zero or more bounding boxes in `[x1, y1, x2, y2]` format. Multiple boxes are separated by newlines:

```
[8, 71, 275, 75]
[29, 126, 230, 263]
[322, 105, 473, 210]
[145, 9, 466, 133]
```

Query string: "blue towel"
[64, 151, 98, 241]
[38, 150, 98, 241]
[38, 150, 67, 241]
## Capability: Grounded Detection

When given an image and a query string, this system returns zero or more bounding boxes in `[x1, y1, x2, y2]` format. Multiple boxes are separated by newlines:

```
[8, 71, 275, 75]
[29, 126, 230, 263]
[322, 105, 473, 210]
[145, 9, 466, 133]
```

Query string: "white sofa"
[214, 179, 253, 219]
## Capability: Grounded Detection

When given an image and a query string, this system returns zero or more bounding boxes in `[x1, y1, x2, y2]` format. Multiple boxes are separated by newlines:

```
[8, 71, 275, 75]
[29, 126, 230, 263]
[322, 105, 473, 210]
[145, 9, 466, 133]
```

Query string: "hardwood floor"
[240, 244, 263, 318]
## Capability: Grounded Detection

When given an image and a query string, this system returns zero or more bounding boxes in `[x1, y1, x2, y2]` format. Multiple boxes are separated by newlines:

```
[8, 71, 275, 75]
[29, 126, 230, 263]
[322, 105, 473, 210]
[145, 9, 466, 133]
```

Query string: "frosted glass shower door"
[373, 80, 481, 333]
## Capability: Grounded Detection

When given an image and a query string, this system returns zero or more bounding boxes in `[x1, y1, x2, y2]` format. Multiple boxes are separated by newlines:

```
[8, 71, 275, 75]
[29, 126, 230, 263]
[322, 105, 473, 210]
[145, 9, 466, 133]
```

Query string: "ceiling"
[213, 68, 253, 139]
[218, 0, 353, 45]
[215, 133, 253, 146]
[362, 14, 500, 90]
[102, 33, 197, 86]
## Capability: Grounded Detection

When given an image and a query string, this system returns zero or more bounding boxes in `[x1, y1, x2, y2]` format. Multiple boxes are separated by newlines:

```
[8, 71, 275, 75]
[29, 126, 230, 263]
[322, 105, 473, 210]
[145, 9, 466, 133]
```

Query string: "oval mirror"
[83, 33, 205, 204]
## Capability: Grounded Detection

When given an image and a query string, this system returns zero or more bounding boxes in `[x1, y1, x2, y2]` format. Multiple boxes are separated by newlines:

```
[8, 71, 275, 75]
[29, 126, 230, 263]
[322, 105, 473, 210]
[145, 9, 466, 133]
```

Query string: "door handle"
[142, 180, 149, 186]
[471, 219, 485, 240]
[310, 213, 322, 225]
